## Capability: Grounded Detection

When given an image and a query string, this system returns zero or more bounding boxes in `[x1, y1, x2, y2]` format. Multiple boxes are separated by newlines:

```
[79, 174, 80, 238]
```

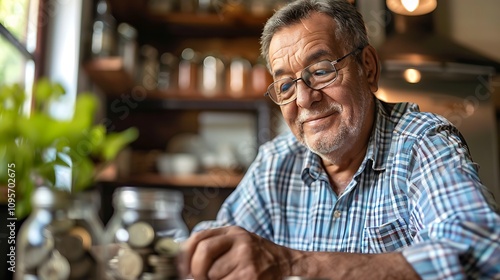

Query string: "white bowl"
[157, 153, 199, 176]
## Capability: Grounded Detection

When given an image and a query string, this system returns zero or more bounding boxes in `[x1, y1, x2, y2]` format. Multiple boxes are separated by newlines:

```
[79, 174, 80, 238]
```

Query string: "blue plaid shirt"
[194, 99, 500, 279]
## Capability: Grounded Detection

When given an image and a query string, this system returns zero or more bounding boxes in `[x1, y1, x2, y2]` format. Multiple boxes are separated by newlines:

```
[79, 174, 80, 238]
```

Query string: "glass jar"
[251, 56, 273, 97]
[158, 52, 178, 92]
[227, 56, 251, 98]
[117, 22, 138, 76]
[199, 53, 225, 97]
[138, 45, 159, 91]
[104, 187, 189, 280]
[16, 187, 104, 280]
[91, 0, 117, 57]
[68, 191, 106, 279]
[178, 48, 199, 95]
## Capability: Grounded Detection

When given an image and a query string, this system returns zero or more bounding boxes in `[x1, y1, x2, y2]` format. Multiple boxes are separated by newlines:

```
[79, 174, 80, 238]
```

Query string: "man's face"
[268, 13, 374, 158]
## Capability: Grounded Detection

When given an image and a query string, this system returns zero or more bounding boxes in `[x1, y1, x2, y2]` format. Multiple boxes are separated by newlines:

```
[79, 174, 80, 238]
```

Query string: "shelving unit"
[85, 0, 276, 189]
[118, 172, 244, 189]
[84, 57, 135, 96]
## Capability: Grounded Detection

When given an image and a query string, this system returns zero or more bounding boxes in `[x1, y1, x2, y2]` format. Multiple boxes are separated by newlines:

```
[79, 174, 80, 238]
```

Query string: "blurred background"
[1, 0, 499, 239]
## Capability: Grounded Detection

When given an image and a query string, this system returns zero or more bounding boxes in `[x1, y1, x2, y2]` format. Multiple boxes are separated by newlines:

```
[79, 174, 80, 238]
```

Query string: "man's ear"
[361, 45, 380, 93]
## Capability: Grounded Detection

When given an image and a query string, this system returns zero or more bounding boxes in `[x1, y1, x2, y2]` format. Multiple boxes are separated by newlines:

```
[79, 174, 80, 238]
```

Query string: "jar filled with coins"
[104, 187, 189, 280]
[16, 187, 104, 280]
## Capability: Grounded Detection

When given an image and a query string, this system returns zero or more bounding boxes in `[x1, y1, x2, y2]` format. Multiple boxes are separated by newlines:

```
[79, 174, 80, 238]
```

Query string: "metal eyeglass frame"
[264, 46, 364, 105]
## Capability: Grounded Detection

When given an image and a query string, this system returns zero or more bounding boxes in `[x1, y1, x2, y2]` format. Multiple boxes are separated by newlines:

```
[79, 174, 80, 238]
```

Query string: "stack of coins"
[23, 236, 53, 276]
[108, 245, 144, 279]
[146, 254, 177, 279]
[107, 220, 181, 280]
[55, 225, 98, 279]
[23, 222, 99, 279]
[38, 250, 71, 280]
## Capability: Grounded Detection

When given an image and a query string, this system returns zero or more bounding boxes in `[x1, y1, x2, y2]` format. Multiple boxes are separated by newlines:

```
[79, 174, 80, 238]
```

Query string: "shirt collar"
[301, 148, 328, 185]
[365, 98, 396, 172]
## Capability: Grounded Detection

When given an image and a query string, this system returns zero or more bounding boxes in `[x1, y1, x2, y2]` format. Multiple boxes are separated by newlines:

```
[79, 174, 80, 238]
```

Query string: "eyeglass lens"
[268, 60, 338, 105]
[265, 46, 363, 105]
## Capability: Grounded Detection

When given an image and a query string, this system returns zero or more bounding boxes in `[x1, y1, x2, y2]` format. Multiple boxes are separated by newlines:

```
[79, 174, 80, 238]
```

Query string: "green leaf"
[0, 83, 25, 112]
[71, 157, 94, 192]
[34, 77, 52, 102]
[88, 125, 106, 149]
[17, 113, 73, 148]
[99, 128, 139, 161]
[35, 162, 57, 187]
[55, 152, 72, 167]
[51, 83, 66, 98]
[0, 112, 19, 141]
[72, 93, 98, 130]
[1, 78, 139, 219]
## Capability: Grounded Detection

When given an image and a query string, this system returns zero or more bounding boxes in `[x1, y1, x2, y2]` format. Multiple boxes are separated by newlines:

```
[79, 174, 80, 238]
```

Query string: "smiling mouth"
[302, 112, 336, 125]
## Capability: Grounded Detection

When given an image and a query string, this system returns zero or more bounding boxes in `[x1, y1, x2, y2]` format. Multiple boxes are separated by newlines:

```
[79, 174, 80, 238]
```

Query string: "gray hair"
[260, 0, 369, 69]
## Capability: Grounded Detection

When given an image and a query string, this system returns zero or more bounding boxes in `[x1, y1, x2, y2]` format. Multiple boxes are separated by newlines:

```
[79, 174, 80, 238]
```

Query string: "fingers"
[206, 246, 239, 279]
[190, 234, 234, 279]
[179, 226, 278, 279]
[179, 226, 236, 278]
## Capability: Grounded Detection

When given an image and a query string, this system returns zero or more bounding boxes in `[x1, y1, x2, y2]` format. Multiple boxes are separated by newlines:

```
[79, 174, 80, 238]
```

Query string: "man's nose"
[295, 81, 321, 108]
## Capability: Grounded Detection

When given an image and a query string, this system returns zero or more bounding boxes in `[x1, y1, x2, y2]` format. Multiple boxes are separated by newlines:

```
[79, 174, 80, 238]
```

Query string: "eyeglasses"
[264, 47, 363, 105]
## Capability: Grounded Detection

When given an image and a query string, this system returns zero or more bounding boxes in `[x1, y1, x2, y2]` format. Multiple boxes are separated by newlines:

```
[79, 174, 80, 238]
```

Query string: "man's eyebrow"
[272, 49, 333, 78]
[304, 49, 332, 65]
[273, 68, 285, 78]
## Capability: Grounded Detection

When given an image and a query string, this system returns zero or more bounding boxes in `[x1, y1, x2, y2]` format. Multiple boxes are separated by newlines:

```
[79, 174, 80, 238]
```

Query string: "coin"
[69, 226, 93, 250]
[127, 222, 155, 248]
[110, 247, 144, 279]
[20, 274, 38, 280]
[55, 234, 85, 262]
[154, 238, 180, 256]
[141, 272, 166, 280]
[148, 254, 178, 278]
[69, 254, 95, 279]
[38, 250, 71, 280]
[148, 254, 173, 266]
[24, 242, 53, 270]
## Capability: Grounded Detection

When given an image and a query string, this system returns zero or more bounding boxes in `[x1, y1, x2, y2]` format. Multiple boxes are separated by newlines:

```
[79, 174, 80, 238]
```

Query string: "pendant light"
[386, 0, 437, 16]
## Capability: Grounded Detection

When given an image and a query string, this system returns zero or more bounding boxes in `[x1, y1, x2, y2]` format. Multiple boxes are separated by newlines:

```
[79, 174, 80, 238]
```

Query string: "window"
[0, 0, 39, 98]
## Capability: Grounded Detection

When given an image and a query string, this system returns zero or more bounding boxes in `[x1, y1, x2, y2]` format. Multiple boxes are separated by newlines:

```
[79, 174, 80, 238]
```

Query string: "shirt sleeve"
[401, 124, 500, 279]
[192, 147, 274, 239]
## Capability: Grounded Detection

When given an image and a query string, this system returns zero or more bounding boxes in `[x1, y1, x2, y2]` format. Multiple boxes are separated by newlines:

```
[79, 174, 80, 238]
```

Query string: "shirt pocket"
[365, 218, 413, 253]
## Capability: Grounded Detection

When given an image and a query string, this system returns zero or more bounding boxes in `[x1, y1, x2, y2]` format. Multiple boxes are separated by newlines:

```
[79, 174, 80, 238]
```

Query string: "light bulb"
[387, 0, 436, 16]
[403, 68, 421, 83]
[401, 0, 419, 13]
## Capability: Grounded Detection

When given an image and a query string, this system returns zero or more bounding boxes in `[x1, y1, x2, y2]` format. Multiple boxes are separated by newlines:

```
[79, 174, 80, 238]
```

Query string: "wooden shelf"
[147, 88, 267, 100]
[148, 11, 270, 29]
[118, 172, 243, 188]
[107, 0, 270, 37]
[84, 57, 270, 100]
[83, 57, 135, 96]
[136, 94, 271, 111]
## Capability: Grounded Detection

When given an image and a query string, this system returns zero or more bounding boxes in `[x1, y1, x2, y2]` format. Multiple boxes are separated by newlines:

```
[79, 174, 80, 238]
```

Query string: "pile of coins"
[107, 221, 181, 280]
[23, 220, 98, 279]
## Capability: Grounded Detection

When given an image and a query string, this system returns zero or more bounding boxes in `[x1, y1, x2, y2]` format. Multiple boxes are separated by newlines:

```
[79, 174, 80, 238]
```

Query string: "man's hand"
[179, 226, 421, 280]
[179, 226, 292, 280]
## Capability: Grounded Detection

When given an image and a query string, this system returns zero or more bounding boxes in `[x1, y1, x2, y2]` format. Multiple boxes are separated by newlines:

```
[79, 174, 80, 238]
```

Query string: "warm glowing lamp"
[386, 0, 437, 16]
[403, 68, 421, 83]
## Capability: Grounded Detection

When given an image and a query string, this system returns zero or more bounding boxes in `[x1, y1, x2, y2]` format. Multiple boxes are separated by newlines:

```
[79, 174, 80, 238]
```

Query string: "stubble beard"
[297, 89, 370, 159]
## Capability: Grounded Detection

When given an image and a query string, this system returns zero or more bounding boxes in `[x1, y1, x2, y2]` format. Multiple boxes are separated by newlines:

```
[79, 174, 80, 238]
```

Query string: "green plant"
[0, 78, 139, 218]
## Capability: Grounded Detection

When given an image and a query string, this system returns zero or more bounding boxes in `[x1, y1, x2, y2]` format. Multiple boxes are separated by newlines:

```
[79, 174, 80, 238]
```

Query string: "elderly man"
[180, 0, 500, 279]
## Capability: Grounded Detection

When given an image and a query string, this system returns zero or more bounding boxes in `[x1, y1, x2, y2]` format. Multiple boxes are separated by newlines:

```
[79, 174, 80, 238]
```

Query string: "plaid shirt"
[194, 99, 500, 279]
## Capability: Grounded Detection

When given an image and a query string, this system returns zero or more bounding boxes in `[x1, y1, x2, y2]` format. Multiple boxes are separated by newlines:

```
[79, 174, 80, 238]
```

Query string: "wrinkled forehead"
[268, 13, 342, 76]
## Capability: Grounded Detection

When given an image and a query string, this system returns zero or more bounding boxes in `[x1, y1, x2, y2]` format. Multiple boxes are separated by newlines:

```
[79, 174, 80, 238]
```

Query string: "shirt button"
[333, 210, 342, 218]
